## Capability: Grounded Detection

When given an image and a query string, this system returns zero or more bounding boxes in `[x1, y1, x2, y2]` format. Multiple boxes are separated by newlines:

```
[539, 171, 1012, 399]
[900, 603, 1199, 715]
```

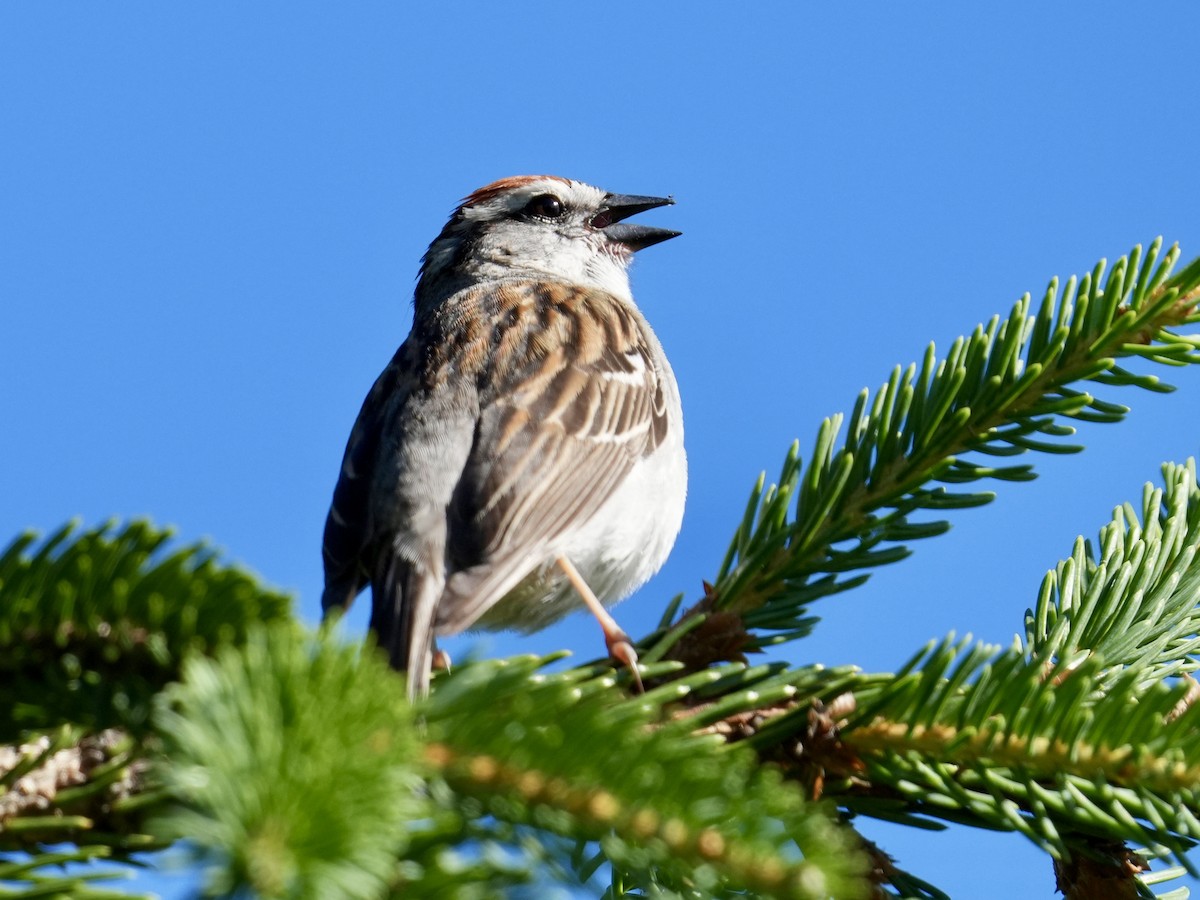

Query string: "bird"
[321, 175, 686, 697]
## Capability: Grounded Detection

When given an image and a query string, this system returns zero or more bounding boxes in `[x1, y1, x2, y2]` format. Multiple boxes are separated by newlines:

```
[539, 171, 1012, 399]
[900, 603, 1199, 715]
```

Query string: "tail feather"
[371, 552, 441, 698]
[435, 545, 547, 634]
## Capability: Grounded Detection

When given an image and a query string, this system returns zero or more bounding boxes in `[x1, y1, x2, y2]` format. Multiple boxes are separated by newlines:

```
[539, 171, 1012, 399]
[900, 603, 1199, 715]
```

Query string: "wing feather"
[320, 343, 415, 612]
[438, 280, 669, 630]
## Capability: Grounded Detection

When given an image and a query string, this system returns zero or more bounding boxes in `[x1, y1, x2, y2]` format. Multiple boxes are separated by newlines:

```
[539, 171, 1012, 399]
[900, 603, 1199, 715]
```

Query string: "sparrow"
[321, 175, 686, 696]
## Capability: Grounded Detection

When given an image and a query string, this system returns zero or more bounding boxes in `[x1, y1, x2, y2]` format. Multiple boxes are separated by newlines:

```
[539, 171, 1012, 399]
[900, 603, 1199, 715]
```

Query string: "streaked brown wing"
[436, 281, 669, 630]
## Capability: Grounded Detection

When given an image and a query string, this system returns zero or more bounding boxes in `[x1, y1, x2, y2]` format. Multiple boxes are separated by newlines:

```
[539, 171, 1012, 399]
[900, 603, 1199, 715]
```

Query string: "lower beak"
[603, 222, 682, 251]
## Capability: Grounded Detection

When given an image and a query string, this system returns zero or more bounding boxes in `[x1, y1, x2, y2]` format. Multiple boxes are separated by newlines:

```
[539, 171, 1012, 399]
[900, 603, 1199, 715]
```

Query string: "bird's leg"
[555, 555, 644, 692]
[432, 646, 452, 673]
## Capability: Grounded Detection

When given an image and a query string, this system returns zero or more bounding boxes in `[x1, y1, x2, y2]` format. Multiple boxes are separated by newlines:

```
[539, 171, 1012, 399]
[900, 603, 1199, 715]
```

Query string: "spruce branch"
[0, 844, 155, 899]
[0, 520, 292, 739]
[651, 454, 1200, 896]
[703, 631, 1200, 866]
[1026, 459, 1200, 686]
[0, 522, 295, 899]
[153, 625, 426, 900]
[422, 656, 869, 899]
[665, 241, 1200, 658]
[680, 642, 1200, 895]
[0, 728, 152, 845]
[824, 460, 1200, 867]
[0, 728, 159, 900]
[151, 632, 870, 899]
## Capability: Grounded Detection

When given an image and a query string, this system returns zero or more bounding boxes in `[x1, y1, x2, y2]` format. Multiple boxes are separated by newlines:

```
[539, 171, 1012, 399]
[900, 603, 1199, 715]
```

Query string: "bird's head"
[416, 176, 679, 308]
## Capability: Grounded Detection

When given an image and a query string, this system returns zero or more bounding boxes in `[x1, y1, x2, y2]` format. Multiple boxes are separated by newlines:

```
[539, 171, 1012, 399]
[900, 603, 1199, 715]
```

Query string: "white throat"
[463, 230, 634, 302]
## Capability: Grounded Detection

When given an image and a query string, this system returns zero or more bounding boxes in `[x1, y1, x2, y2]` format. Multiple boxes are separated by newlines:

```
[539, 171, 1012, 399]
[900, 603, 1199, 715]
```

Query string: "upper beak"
[592, 192, 681, 251]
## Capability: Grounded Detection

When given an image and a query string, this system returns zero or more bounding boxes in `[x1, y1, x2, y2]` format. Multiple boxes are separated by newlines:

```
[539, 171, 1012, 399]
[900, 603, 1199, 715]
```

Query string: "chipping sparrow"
[322, 176, 686, 696]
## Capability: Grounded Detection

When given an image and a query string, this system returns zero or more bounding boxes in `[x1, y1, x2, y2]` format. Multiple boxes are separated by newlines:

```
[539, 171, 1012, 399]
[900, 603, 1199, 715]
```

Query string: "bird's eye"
[524, 194, 565, 219]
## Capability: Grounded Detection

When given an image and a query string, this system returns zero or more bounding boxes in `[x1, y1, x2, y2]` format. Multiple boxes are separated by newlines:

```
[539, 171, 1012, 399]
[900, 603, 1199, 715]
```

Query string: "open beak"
[592, 192, 681, 251]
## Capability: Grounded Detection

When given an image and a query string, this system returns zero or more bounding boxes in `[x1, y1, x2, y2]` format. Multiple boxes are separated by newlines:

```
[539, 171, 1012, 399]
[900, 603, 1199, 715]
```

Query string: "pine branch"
[0, 522, 293, 898]
[670, 241, 1200, 655]
[423, 657, 868, 899]
[0, 844, 154, 900]
[660, 641, 1200, 896]
[640, 454, 1200, 896]
[1026, 459, 1200, 686]
[0, 727, 160, 900]
[152, 625, 426, 899]
[694, 630, 1200, 878]
[147, 628, 873, 899]
[0, 520, 292, 739]
[821, 463, 1200, 868]
[0, 728, 153, 845]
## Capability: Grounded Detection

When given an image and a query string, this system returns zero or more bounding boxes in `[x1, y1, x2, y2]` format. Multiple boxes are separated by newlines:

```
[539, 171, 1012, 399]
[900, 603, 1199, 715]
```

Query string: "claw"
[607, 635, 645, 693]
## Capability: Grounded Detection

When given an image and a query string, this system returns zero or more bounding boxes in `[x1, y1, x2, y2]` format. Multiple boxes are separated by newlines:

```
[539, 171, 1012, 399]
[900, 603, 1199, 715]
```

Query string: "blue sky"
[4, 4, 1200, 897]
